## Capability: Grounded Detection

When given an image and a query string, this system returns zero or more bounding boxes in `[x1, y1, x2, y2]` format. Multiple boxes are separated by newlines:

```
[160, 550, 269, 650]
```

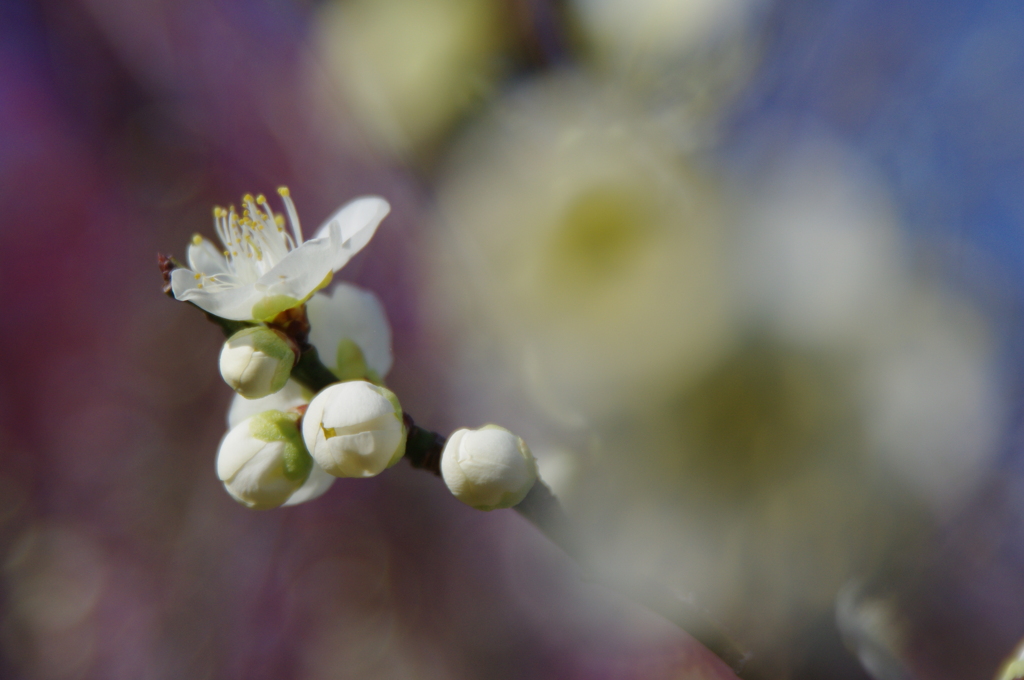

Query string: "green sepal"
[248, 410, 313, 482]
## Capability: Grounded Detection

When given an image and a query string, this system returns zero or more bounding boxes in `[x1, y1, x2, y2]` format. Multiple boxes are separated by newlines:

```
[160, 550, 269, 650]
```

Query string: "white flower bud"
[441, 425, 537, 510]
[220, 327, 297, 399]
[217, 410, 314, 509]
[302, 381, 406, 478]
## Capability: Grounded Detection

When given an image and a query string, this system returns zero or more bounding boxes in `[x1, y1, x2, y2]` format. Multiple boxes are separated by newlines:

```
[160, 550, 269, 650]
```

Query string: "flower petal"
[171, 269, 262, 320]
[307, 284, 394, 377]
[227, 380, 309, 429]
[253, 237, 336, 301]
[313, 196, 390, 271]
[188, 238, 229, 275]
[282, 461, 335, 506]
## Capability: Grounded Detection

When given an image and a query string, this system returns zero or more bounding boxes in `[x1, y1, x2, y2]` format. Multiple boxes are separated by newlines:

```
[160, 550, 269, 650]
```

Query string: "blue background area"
[733, 0, 1024, 299]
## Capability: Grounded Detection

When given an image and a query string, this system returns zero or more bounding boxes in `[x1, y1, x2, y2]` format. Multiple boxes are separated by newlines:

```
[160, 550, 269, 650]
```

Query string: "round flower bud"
[219, 327, 297, 399]
[302, 381, 406, 478]
[441, 425, 537, 510]
[217, 410, 314, 509]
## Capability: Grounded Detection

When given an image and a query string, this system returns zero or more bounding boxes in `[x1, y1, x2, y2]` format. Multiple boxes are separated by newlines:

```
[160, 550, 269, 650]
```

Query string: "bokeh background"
[3, 1, 1024, 678]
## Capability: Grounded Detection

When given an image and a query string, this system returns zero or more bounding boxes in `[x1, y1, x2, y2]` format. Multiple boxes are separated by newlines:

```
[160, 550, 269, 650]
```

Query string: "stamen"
[277, 186, 303, 244]
[201, 189, 309, 284]
[244, 235, 263, 261]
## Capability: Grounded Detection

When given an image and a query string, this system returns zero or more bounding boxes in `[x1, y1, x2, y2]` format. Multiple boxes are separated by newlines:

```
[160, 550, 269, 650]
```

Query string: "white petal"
[170, 269, 263, 320]
[306, 284, 394, 377]
[216, 421, 268, 481]
[283, 461, 336, 505]
[318, 383, 396, 429]
[253, 237, 336, 300]
[313, 196, 390, 271]
[188, 239, 229, 275]
[227, 380, 308, 429]
[225, 440, 296, 508]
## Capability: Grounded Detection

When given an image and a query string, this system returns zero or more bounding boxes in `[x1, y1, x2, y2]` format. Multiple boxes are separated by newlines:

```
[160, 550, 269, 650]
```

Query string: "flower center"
[208, 187, 304, 284]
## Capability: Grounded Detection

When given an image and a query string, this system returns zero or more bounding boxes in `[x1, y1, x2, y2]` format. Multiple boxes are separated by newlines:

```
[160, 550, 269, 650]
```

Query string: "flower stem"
[291, 346, 340, 393]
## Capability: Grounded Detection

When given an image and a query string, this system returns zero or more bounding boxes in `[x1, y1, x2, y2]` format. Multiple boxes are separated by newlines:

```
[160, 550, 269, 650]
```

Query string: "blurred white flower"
[307, 283, 393, 381]
[171, 189, 389, 321]
[312, 0, 508, 156]
[302, 381, 406, 478]
[441, 425, 537, 510]
[431, 73, 736, 419]
[862, 290, 1001, 511]
[735, 141, 907, 346]
[573, 0, 764, 64]
[733, 137, 1003, 509]
[216, 410, 317, 509]
[576, 137, 1004, 661]
[219, 327, 296, 399]
[570, 0, 766, 151]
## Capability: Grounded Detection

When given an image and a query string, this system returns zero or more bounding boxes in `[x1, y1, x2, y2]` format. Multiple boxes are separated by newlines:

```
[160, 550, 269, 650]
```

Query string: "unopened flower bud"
[220, 327, 296, 399]
[302, 381, 406, 478]
[441, 425, 537, 510]
[217, 410, 314, 509]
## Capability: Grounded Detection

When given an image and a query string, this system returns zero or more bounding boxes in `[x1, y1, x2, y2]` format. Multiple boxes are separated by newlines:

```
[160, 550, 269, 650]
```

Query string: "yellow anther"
[274, 215, 285, 228]
[277, 186, 290, 197]
[194, 273, 201, 280]
[243, 193, 254, 203]
[256, 194, 267, 204]
[191, 234, 203, 245]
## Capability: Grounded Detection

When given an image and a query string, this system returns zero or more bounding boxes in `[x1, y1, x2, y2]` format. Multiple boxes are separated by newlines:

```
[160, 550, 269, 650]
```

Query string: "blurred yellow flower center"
[544, 186, 654, 293]
[672, 340, 853, 496]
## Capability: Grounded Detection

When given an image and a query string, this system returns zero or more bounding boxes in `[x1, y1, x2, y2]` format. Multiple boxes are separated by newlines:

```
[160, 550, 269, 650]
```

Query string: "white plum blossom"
[171, 188, 390, 321]
[302, 381, 406, 478]
[441, 425, 537, 510]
